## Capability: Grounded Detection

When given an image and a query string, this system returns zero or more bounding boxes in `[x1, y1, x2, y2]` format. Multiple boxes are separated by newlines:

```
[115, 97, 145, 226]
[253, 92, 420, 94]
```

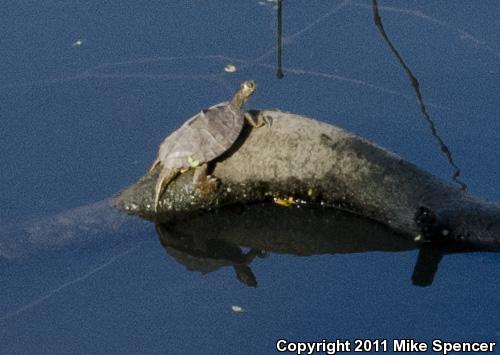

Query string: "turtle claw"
[263, 114, 273, 127]
[244, 111, 270, 128]
[196, 175, 220, 195]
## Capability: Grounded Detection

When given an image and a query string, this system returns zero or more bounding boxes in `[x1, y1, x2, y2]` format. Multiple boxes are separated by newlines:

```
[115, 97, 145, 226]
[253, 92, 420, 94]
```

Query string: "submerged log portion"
[116, 110, 500, 248]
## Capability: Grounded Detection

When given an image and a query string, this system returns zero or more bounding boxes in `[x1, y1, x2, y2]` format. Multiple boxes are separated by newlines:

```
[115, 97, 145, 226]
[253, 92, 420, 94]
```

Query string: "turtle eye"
[243, 81, 255, 91]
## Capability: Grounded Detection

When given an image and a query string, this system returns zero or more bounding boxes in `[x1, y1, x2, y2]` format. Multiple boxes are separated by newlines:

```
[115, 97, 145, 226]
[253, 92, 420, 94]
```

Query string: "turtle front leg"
[154, 167, 180, 212]
[244, 111, 272, 128]
[193, 163, 219, 194]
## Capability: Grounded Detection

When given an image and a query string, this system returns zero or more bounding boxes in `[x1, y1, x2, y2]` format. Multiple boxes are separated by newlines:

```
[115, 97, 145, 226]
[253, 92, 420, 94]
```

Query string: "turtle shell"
[157, 102, 245, 169]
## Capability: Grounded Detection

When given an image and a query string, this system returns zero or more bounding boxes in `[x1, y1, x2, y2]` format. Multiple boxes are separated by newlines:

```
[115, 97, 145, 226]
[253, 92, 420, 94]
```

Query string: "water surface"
[1, 1, 499, 353]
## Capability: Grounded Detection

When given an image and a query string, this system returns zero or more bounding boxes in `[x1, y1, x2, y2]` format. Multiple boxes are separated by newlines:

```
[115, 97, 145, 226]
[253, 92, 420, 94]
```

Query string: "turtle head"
[231, 80, 256, 109]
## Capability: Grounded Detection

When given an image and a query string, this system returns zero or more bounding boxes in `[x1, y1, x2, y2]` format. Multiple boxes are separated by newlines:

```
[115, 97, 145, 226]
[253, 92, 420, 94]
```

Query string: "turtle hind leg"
[154, 167, 180, 212]
[148, 157, 161, 173]
[193, 163, 219, 194]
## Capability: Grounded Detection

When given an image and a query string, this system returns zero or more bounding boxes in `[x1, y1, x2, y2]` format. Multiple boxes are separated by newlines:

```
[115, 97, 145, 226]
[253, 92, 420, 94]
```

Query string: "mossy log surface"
[116, 110, 500, 248]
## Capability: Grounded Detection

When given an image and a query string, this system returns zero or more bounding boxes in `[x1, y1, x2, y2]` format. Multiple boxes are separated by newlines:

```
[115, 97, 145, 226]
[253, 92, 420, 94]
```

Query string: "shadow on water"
[154, 203, 496, 288]
[372, 0, 467, 191]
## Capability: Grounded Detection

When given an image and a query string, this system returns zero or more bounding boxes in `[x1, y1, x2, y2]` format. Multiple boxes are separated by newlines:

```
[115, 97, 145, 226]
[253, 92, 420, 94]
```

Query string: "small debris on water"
[231, 305, 244, 313]
[414, 234, 422, 241]
[224, 64, 237, 73]
[72, 39, 84, 47]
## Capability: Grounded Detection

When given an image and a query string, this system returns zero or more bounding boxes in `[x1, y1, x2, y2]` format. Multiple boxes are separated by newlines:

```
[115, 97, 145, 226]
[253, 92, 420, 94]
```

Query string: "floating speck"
[224, 64, 237, 73]
[414, 234, 422, 242]
[72, 39, 84, 47]
[231, 305, 244, 313]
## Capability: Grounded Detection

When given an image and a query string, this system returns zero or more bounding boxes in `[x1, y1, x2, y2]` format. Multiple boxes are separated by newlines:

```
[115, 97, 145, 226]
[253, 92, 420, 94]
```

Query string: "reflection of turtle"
[156, 224, 264, 287]
[149, 80, 267, 211]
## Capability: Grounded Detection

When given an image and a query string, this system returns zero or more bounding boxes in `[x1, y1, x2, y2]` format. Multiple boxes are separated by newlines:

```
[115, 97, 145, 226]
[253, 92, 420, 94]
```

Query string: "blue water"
[1, 1, 499, 353]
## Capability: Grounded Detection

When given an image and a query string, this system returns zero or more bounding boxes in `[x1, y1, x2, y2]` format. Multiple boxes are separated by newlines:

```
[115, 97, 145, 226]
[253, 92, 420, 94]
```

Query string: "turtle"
[149, 80, 267, 211]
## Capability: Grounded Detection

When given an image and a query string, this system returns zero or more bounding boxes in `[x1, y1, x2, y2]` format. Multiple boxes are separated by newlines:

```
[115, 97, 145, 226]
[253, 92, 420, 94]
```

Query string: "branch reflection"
[372, 0, 467, 191]
[276, 0, 284, 79]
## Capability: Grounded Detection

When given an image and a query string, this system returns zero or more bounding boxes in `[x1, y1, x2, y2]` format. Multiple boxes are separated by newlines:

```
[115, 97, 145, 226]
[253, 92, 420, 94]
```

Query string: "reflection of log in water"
[158, 203, 415, 255]
[0, 199, 146, 261]
[155, 203, 492, 287]
[157, 204, 416, 287]
[372, 0, 467, 191]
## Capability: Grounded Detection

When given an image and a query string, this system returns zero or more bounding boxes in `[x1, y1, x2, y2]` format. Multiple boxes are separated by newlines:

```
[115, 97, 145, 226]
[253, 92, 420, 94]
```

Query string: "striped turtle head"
[231, 80, 256, 109]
